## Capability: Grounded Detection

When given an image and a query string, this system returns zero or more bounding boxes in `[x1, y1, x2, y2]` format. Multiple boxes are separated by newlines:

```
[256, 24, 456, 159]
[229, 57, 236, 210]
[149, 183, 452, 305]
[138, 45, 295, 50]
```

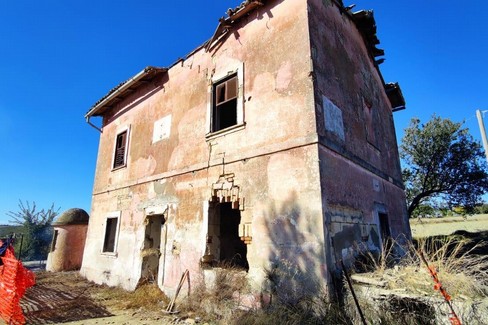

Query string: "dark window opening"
[212, 75, 238, 132]
[103, 217, 118, 253]
[219, 202, 248, 270]
[50, 230, 59, 252]
[206, 200, 249, 271]
[113, 131, 127, 169]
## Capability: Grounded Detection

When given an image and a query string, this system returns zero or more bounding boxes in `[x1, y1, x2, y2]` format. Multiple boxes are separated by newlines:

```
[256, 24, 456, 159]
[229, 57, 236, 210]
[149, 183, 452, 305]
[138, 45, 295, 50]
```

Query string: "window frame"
[101, 211, 121, 256]
[112, 127, 130, 170]
[212, 74, 238, 132]
[50, 229, 59, 252]
[206, 63, 245, 138]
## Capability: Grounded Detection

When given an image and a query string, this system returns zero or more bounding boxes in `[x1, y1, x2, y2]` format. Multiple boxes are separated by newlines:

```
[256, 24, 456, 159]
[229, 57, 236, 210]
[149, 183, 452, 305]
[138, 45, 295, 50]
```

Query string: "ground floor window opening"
[206, 202, 249, 271]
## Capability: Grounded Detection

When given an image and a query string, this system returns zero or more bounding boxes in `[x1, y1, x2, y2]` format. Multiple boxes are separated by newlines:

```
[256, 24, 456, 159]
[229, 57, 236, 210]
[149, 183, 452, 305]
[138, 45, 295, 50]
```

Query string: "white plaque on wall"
[152, 115, 172, 143]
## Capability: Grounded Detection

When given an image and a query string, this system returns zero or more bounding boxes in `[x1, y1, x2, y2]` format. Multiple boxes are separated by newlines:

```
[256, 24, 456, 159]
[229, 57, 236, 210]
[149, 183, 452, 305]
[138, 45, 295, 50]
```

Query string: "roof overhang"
[385, 82, 406, 112]
[351, 10, 385, 59]
[85, 66, 167, 119]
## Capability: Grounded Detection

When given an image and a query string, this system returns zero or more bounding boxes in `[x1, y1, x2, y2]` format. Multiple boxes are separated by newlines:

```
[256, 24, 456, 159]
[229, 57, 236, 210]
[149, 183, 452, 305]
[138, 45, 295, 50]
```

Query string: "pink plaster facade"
[81, 0, 410, 296]
[307, 0, 411, 267]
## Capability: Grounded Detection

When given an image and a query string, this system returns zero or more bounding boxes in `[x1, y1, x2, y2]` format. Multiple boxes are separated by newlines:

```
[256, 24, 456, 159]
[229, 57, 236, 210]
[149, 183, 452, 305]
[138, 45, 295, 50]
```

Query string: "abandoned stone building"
[81, 0, 411, 297]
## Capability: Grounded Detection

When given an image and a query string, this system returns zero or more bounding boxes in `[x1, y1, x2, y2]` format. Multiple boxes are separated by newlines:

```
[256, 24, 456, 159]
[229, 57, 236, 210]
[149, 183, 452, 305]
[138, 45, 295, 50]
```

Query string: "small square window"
[103, 217, 119, 253]
[113, 130, 128, 169]
[212, 75, 238, 132]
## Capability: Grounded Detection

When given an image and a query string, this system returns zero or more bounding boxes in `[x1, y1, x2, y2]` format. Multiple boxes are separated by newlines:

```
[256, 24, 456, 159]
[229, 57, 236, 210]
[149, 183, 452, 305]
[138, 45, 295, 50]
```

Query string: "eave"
[351, 10, 385, 59]
[85, 66, 167, 119]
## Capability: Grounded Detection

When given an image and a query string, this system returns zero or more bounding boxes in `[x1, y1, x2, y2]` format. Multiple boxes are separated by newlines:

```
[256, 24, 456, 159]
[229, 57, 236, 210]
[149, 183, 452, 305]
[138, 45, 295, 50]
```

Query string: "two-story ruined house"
[81, 0, 411, 297]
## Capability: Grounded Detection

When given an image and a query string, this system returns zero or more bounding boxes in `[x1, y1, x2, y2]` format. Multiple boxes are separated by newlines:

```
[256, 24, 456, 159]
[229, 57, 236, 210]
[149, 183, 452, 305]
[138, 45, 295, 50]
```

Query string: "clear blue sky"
[1, 1, 487, 224]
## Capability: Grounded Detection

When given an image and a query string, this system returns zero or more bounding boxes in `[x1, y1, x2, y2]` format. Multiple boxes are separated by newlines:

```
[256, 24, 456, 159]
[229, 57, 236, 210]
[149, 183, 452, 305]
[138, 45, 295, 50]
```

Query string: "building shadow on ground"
[22, 284, 113, 324]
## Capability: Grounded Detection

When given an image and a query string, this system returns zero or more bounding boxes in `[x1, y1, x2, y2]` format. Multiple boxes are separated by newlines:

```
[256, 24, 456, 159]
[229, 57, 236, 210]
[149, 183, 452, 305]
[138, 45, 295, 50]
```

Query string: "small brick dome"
[53, 208, 89, 226]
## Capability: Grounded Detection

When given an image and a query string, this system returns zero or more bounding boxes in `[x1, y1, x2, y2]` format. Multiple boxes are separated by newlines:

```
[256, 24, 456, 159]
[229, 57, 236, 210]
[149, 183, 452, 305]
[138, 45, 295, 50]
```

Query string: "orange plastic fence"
[419, 250, 462, 325]
[0, 241, 36, 325]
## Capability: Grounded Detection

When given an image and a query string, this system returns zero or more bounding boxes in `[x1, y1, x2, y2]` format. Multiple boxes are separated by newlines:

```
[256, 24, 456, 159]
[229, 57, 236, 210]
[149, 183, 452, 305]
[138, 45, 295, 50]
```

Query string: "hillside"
[0, 225, 24, 238]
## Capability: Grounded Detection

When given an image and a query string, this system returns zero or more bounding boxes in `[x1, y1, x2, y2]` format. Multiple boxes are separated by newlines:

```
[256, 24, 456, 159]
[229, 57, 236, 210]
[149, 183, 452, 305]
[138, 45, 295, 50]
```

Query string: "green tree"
[7, 200, 59, 260]
[474, 203, 488, 214]
[400, 116, 488, 217]
[411, 204, 435, 218]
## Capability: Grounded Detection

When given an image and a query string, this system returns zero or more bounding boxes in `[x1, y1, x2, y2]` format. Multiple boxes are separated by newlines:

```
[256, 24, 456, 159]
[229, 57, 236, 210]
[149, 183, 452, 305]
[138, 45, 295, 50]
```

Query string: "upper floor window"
[212, 74, 238, 132]
[113, 130, 128, 169]
[206, 63, 245, 138]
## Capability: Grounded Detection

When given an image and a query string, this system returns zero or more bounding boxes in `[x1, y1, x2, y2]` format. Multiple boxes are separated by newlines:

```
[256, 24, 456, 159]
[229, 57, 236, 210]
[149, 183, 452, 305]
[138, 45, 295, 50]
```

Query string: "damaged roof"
[351, 10, 385, 58]
[86, 1, 266, 120]
[385, 82, 406, 111]
[86, 0, 404, 119]
[205, 0, 265, 52]
[85, 66, 167, 118]
[348, 7, 407, 110]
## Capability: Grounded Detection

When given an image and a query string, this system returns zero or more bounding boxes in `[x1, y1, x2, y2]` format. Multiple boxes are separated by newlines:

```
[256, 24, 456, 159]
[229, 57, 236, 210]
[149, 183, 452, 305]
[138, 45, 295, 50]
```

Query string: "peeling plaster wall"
[91, 1, 315, 194]
[82, 0, 411, 295]
[81, 0, 328, 293]
[307, 0, 411, 267]
[308, 0, 403, 176]
[319, 147, 409, 266]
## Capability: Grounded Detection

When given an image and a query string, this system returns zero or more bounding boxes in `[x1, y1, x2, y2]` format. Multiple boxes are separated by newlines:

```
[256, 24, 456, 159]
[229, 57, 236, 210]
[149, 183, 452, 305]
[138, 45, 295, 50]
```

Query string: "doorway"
[378, 212, 391, 241]
[141, 214, 165, 283]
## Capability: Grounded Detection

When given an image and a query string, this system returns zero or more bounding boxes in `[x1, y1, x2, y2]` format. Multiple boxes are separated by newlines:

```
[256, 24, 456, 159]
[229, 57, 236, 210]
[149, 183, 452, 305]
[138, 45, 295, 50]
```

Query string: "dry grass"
[347, 235, 488, 324]
[356, 237, 488, 299]
[97, 283, 169, 311]
[177, 267, 250, 324]
[415, 236, 488, 297]
[176, 265, 351, 325]
[353, 239, 400, 275]
[410, 214, 488, 238]
[174, 235, 488, 324]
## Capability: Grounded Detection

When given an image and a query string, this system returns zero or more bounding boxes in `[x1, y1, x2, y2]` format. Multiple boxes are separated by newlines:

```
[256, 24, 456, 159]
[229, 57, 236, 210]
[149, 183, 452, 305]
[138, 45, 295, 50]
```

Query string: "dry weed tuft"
[125, 283, 170, 311]
[353, 236, 488, 298]
[353, 238, 399, 275]
[264, 259, 313, 305]
[414, 236, 488, 297]
[178, 266, 250, 324]
[95, 283, 169, 311]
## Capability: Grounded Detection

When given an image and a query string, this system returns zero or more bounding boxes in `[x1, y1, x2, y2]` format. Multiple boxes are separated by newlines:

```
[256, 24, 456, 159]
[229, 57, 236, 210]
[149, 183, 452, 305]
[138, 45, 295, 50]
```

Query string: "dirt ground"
[1, 271, 194, 325]
[410, 213, 488, 238]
